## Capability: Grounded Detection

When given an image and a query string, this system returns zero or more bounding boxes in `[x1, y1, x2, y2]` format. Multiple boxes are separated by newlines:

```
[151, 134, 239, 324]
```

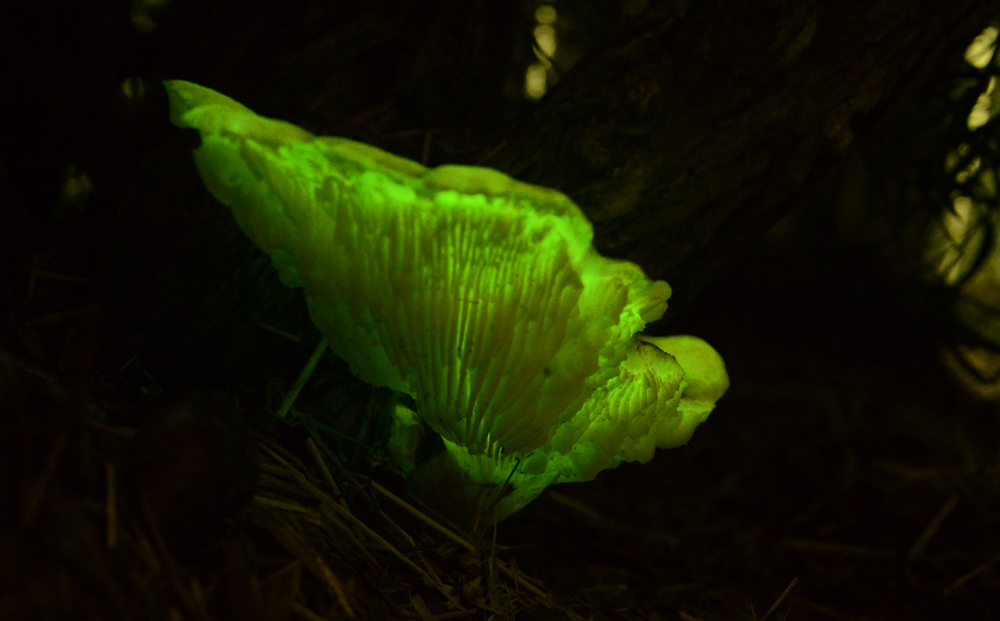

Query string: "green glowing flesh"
[165, 80, 728, 522]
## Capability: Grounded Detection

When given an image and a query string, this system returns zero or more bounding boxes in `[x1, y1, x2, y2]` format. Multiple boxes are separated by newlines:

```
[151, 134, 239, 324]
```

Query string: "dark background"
[1, 1, 999, 619]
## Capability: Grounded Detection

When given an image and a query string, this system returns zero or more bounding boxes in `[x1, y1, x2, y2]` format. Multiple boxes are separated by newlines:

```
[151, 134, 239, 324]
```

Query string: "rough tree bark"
[98, 0, 1000, 389]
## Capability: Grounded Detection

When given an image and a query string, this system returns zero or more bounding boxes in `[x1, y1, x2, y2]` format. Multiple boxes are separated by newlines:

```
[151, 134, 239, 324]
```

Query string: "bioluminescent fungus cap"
[165, 80, 727, 524]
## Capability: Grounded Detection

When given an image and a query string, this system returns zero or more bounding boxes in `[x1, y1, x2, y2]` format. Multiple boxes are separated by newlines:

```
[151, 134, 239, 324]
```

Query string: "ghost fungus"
[416, 334, 729, 526]
[165, 79, 728, 529]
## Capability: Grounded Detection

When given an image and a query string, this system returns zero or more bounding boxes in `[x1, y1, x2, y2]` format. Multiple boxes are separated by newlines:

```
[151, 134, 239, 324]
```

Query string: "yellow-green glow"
[968, 77, 996, 130]
[926, 195, 986, 286]
[965, 26, 998, 69]
[526, 5, 558, 101]
[166, 80, 728, 521]
[534, 4, 556, 25]
[525, 64, 548, 99]
[534, 24, 557, 58]
[963, 27, 1000, 130]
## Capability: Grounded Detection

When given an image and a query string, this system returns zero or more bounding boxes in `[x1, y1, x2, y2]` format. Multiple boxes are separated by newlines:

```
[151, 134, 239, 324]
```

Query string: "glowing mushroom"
[165, 80, 728, 527]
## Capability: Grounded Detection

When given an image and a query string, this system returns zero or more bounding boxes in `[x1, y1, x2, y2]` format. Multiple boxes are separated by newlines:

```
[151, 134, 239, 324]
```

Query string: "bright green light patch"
[165, 80, 727, 525]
